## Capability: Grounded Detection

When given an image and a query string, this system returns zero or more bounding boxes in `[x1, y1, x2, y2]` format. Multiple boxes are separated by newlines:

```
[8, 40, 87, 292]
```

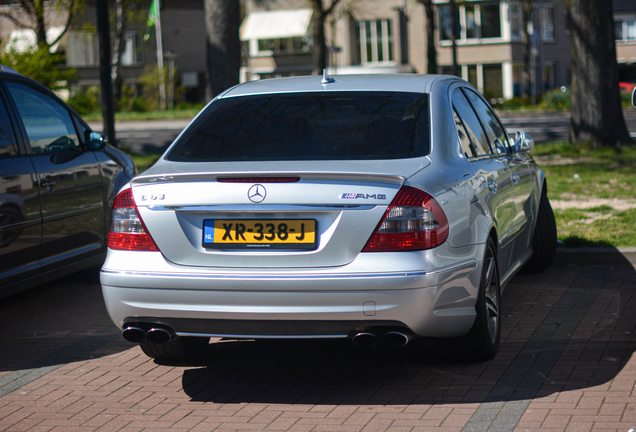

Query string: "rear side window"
[452, 88, 491, 157]
[6, 82, 81, 154]
[168, 91, 430, 162]
[464, 89, 510, 155]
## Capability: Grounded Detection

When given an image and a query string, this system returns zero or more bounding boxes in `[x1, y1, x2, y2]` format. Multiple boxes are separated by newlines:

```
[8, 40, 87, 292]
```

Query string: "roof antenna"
[321, 69, 335, 84]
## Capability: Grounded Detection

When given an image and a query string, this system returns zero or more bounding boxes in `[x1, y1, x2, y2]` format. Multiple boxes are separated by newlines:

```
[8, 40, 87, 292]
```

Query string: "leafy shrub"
[540, 88, 571, 109]
[131, 97, 152, 112]
[67, 86, 100, 115]
[500, 96, 532, 109]
[0, 47, 77, 90]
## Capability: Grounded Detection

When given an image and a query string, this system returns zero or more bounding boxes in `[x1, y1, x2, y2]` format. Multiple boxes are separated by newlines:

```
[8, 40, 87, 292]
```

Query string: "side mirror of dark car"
[514, 130, 534, 153]
[86, 131, 105, 150]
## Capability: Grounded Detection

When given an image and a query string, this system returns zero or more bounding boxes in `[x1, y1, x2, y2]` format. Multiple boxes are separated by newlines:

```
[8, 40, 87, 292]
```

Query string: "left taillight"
[362, 186, 449, 252]
[108, 188, 159, 251]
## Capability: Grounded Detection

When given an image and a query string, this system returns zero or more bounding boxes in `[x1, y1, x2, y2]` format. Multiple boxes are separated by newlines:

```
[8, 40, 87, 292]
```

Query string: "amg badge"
[340, 193, 387, 200]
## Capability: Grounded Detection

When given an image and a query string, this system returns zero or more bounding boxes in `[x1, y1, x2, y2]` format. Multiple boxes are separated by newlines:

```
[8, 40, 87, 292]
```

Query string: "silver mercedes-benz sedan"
[101, 74, 557, 361]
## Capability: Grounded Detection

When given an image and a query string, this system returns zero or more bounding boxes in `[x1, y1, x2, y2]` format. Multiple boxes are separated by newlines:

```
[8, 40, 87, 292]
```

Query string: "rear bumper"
[101, 248, 483, 339]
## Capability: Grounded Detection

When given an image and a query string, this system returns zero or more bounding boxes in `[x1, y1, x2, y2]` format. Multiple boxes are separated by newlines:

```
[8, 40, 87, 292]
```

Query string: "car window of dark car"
[0, 95, 19, 158]
[167, 91, 430, 162]
[5, 82, 82, 154]
[452, 88, 492, 157]
[464, 88, 510, 155]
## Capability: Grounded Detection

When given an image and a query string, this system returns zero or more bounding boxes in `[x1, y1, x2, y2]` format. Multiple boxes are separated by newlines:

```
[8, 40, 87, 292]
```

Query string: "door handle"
[488, 180, 498, 193]
[512, 174, 520, 185]
[40, 179, 56, 188]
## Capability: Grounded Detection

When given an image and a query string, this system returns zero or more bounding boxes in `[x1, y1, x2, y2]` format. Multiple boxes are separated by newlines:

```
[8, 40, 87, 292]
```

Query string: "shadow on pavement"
[178, 258, 636, 406]
[0, 266, 125, 373]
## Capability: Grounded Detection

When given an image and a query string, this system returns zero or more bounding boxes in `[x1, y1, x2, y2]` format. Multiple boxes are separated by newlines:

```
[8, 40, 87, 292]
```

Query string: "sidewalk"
[1, 257, 635, 431]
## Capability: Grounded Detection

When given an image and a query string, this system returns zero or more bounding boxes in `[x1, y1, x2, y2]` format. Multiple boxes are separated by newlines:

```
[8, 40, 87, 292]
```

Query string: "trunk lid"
[132, 159, 429, 268]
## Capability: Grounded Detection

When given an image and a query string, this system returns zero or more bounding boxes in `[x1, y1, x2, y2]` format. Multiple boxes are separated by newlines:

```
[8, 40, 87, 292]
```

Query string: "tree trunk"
[310, 0, 327, 74]
[521, 0, 532, 98]
[34, 0, 48, 50]
[111, 0, 126, 103]
[422, 0, 437, 74]
[204, 0, 241, 101]
[567, 0, 631, 148]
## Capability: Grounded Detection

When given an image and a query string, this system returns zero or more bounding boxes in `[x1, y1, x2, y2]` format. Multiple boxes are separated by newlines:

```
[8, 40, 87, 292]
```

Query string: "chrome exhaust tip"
[146, 327, 173, 344]
[381, 331, 411, 348]
[351, 332, 379, 349]
[122, 326, 147, 343]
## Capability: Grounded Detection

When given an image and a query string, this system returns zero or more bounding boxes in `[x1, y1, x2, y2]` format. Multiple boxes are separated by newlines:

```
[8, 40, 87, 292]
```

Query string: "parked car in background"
[0, 65, 136, 298]
[101, 74, 557, 362]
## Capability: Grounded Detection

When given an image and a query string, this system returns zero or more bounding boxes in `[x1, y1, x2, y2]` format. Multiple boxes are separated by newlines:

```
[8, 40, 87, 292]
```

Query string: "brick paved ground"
[1, 261, 635, 432]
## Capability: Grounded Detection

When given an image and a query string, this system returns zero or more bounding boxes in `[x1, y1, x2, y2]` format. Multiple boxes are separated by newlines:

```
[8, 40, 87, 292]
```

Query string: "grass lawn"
[531, 142, 636, 248]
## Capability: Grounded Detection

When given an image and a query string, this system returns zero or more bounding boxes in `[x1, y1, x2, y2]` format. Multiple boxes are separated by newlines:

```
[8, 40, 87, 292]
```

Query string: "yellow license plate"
[203, 219, 317, 250]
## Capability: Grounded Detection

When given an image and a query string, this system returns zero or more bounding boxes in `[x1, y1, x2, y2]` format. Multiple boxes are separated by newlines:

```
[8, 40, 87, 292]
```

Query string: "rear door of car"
[462, 88, 535, 265]
[451, 87, 516, 270]
[0, 81, 42, 289]
[4, 80, 105, 269]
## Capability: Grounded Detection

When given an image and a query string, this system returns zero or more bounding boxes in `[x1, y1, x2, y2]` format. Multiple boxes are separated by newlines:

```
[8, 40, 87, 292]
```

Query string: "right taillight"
[108, 188, 159, 251]
[362, 186, 449, 252]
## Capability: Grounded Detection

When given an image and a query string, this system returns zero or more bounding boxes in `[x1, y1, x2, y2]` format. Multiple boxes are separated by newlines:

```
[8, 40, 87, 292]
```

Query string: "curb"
[554, 247, 636, 266]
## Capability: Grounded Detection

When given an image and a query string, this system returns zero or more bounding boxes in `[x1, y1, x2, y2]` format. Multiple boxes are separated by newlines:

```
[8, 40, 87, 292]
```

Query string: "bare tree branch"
[0, 12, 32, 30]
[49, 0, 76, 47]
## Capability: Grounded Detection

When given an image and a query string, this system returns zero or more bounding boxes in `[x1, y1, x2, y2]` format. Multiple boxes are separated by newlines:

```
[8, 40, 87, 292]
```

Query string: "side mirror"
[514, 130, 534, 153]
[86, 131, 105, 150]
[632, 86, 636, 108]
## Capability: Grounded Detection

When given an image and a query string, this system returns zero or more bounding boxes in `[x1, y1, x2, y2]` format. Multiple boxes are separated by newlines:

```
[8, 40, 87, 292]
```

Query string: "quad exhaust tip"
[381, 331, 411, 348]
[351, 330, 412, 349]
[122, 325, 175, 344]
[122, 326, 146, 343]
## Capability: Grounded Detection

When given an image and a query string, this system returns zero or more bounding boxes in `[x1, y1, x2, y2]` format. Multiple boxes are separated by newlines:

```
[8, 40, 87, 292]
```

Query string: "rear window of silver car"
[167, 91, 430, 162]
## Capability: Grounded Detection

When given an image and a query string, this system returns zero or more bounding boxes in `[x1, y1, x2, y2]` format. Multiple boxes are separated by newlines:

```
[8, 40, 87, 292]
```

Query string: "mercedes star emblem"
[248, 184, 266, 203]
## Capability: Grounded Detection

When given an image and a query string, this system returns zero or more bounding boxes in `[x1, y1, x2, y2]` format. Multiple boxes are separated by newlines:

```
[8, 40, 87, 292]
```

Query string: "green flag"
[144, 0, 159, 41]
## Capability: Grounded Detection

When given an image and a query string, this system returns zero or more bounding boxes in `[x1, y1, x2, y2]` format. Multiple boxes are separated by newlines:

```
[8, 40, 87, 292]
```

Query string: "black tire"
[467, 237, 501, 360]
[437, 238, 501, 361]
[139, 336, 209, 361]
[523, 188, 557, 273]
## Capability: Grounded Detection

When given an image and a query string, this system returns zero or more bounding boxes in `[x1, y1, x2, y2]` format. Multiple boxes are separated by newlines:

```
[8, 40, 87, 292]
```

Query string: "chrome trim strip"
[101, 260, 477, 281]
[133, 172, 406, 185]
[0, 218, 40, 233]
[146, 204, 377, 212]
[176, 332, 348, 339]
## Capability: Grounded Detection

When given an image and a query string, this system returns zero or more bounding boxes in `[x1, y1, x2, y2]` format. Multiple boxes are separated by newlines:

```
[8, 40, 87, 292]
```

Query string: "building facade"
[241, 0, 574, 105]
[1, 0, 633, 103]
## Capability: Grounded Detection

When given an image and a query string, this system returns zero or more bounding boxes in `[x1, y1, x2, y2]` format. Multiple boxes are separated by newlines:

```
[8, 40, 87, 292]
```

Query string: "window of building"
[482, 64, 503, 104]
[465, 5, 478, 39]
[439, 2, 502, 42]
[513, 63, 523, 97]
[480, 4, 502, 38]
[68, 32, 98, 67]
[540, 5, 555, 41]
[508, 2, 555, 42]
[543, 62, 557, 91]
[68, 31, 142, 66]
[615, 17, 636, 43]
[121, 32, 143, 65]
[509, 3, 523, 41]
[467, 65, 478, 88]
[355, 19, 394, 65]
[439, 6, 452, 41]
